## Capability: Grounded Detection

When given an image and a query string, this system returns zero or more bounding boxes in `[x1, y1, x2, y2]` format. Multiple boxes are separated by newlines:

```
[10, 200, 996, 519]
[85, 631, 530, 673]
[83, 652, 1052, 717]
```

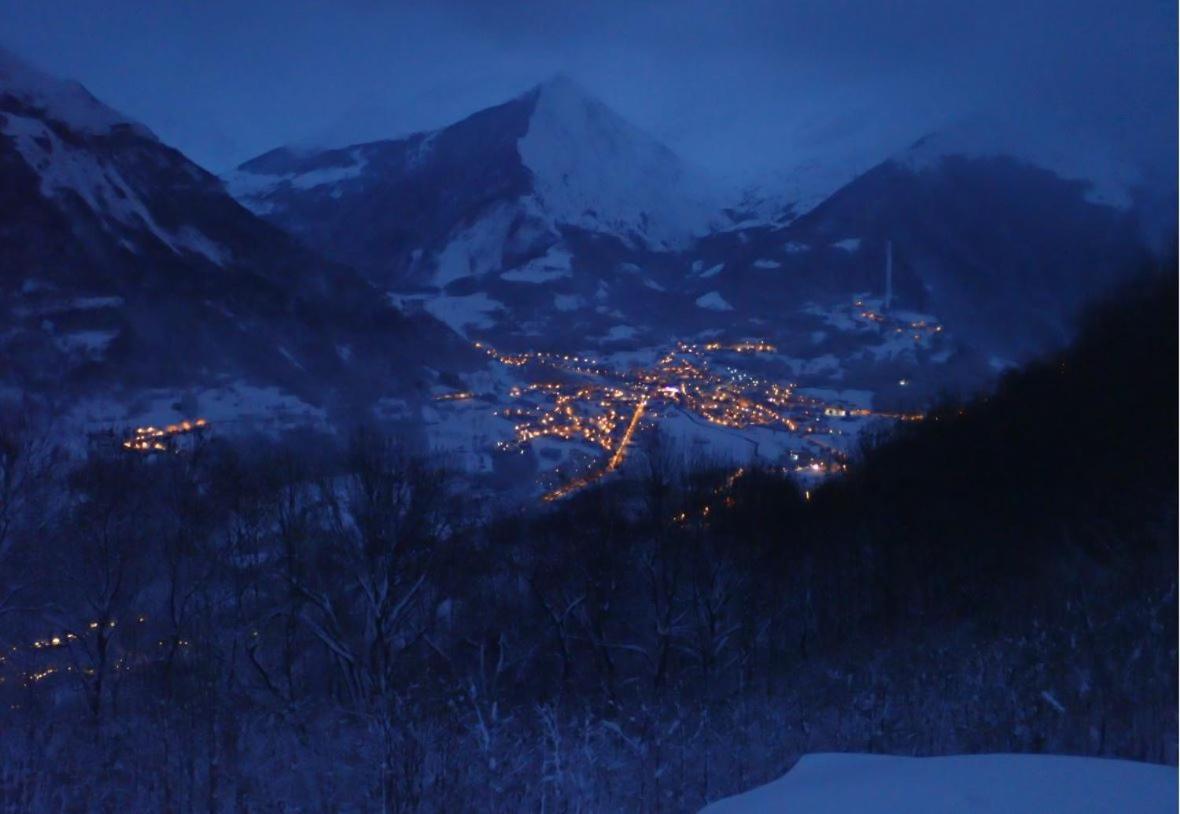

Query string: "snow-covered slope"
[222, 76, 1159, 424]
[225, 74, 720, 292]
[1, 109, 231, 264]
[0, 48, 476, 430]
[728, 110, 1158, 229]
[898, 114, 1143, 209]
[702, 753, 1176, 814]
[693, 136, 1150, 365]
[0, 49, 214, 259]
[0, 47, 149, 136]
[518, 75, 718, 246]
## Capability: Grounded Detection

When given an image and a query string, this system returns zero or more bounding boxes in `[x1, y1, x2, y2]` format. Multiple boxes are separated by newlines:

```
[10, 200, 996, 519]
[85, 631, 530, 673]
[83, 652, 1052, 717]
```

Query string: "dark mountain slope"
[0, 49, 477, 425]
[231, 92, 536, 288]
[798, 267, 1177, 626]
[227, 76, 719, 295]
[692, 154, 1150, 361]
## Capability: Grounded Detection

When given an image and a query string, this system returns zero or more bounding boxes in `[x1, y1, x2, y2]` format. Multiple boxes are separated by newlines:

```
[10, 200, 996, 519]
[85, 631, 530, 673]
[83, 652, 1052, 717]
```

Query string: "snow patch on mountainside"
[422, 292, 505, 336]
[701, 753, 1175, 814]
[54, 329, 118, 357]
[732, 107, 1148, 224]
[71, 295, 124, 310]
[0, 47, 149, 136]
[4, 113, 155, 221]
[500, 245, 573, 283]
[733, 159, 877, 226]
[223, 148, 368, 212]
[3, 112, 227, 264]
[602, 324, 637, 341]
[696, 291, 733, 311]
[433, 204, 519, 287]
[519, 76, 719, 248]
[3, 110, 227, 261]
[174, 226, 231, 266]
[68, 384, 330, 436]
[898, 115, 1141, 208]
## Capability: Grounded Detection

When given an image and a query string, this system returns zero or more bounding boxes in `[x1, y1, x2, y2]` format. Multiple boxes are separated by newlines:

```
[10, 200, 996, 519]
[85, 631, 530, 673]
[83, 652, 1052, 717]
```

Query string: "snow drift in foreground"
[701, 753, 1176, 814]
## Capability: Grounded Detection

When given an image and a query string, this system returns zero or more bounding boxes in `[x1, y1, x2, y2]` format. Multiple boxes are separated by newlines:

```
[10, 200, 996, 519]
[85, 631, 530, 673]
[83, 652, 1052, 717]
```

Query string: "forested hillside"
[0, 269, 1174, 812]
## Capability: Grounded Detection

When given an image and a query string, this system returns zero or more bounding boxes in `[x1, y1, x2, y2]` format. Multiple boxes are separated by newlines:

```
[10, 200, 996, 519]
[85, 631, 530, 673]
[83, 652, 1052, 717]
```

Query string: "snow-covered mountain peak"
[0, 47, 151, 138]
[896, 114, 1142, 209]
[518, 75, 721, 247]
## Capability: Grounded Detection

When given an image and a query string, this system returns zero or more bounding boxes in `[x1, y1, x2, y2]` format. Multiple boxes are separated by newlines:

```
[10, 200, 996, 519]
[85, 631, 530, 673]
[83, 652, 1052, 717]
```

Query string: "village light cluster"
[2, 617, 147, 689]
[469, 338, 924, 501]
[122, 418, 208, 452]
[852, 299, 944, 344]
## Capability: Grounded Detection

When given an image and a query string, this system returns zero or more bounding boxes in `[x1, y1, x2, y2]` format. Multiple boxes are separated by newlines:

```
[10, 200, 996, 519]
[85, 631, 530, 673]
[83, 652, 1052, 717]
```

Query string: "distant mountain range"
[226, 77, 722, 284]
[0, 50, 1166, 456]
[226, 73, 1155, 375]
[0, 48, 476, 435]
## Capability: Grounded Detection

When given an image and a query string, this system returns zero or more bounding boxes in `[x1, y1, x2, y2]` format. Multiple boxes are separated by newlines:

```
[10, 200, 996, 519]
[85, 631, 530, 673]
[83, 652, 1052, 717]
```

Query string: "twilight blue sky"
[0, 0, 1174, 182]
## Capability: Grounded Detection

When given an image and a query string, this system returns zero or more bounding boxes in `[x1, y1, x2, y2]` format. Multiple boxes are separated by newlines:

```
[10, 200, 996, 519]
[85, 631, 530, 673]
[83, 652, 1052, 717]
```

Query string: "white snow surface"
[601, 324, 637, 341]
[0, 47, 149, 136]
[701, 753, 1176, 814]
[433, 203, 517, 287]
[223, 148, 368, 211]
[733, 158, 877, 226]
[66, 383, 330, 439]
[728, 107, 1147, 223]
[2, 112, 229, 265]
[655, 408, 805, 468]
[898, 114, 1141, 209]
[422, 292, 505, 336]
[518, 76, 720, 248]
[71, 296, 124, 310]
[55, 329, 118, 356]
[695, 291, 733, 311]
[500, 245, 573, 283]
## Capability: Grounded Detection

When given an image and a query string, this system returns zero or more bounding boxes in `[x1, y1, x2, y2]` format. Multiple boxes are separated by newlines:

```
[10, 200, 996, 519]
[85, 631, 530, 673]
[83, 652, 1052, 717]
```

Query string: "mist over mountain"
[227, 76, 1156, 384]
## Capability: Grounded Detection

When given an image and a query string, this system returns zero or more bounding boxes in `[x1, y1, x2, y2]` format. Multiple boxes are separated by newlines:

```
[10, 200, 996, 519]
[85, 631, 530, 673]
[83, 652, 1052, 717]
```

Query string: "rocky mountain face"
[226, 76, 720, 290]
[227, 79, 1158, 406]
[696, 150, 1150, 360]
[0, 49, 477, 432]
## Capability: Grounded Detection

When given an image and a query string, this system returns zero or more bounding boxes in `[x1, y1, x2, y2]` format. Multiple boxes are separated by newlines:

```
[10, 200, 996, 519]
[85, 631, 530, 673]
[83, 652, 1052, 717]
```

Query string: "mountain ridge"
[0, 47, 478, 434]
